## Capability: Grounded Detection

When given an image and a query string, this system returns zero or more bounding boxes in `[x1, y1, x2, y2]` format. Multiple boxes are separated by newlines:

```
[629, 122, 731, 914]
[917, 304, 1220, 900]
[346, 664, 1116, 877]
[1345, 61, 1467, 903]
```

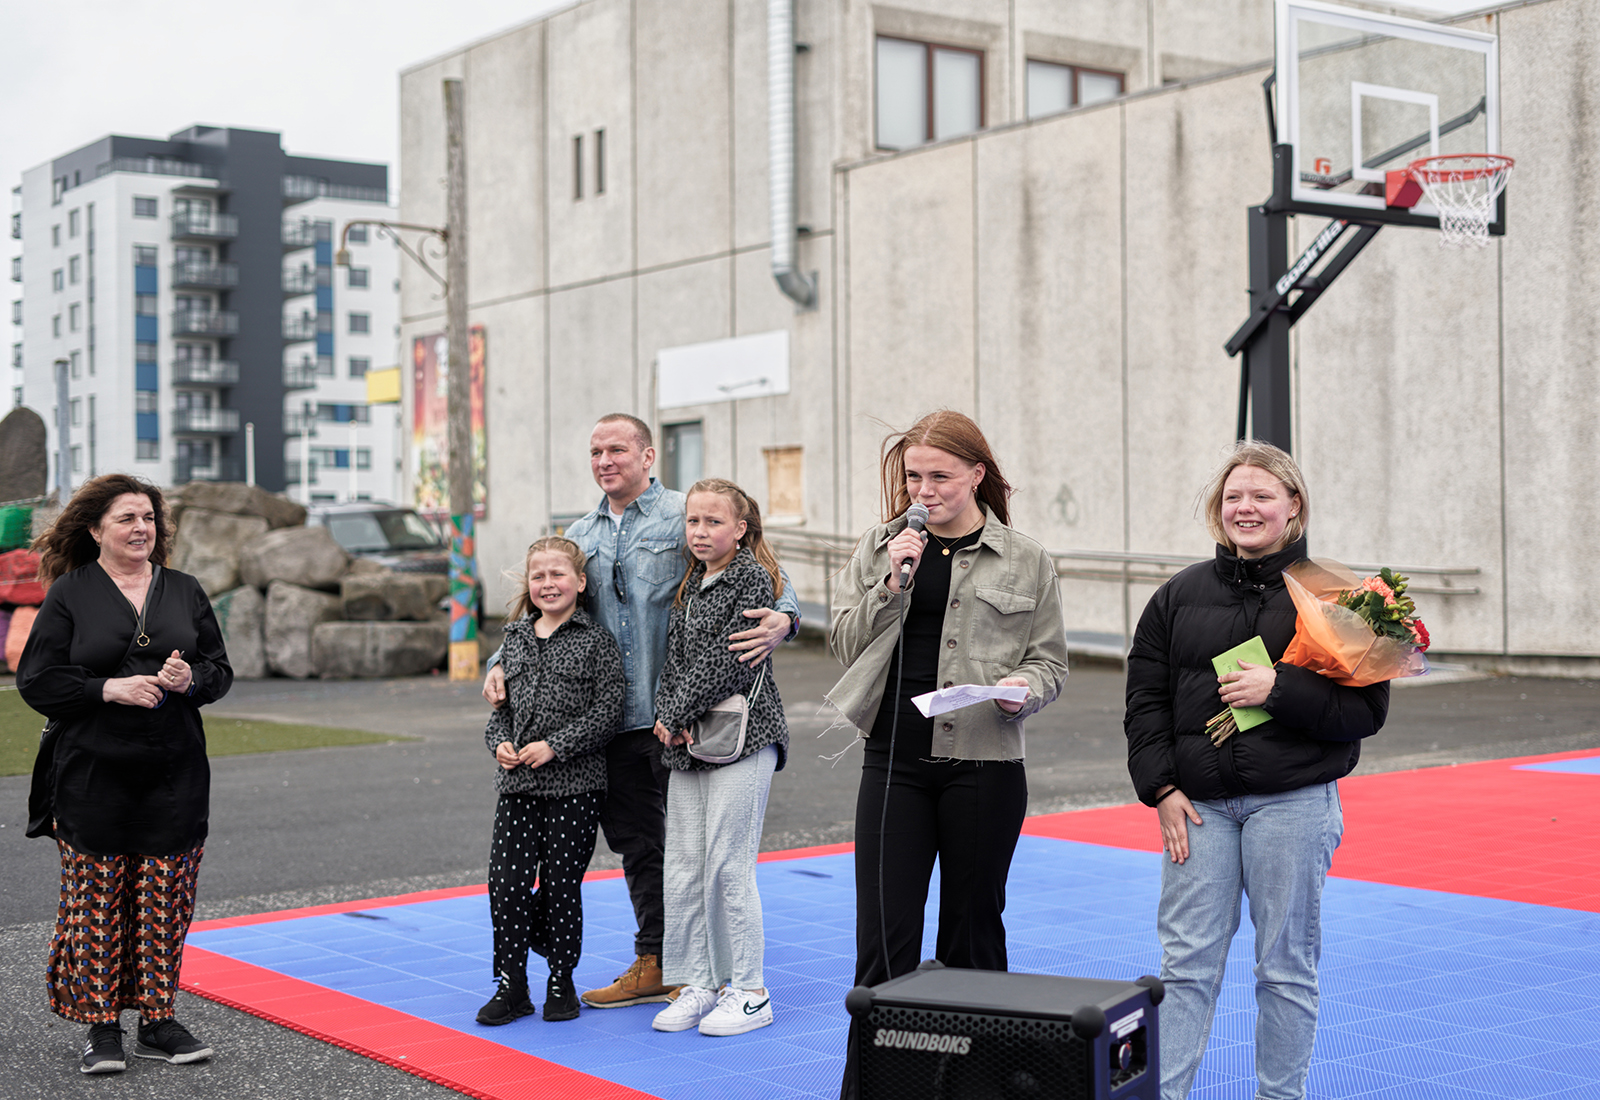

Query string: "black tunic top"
[18, 563, 233, 856]
[867, 530, 983, 761]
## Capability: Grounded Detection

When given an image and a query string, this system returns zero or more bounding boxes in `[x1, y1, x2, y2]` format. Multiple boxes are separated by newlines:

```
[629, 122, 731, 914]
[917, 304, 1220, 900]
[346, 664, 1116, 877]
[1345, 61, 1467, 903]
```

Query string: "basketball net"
[1409, 155, 1515, 250]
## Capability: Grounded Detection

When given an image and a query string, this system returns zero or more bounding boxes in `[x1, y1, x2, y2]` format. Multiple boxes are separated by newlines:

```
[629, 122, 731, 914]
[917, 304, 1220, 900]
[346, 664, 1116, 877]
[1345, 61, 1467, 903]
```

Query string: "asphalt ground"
[2, 642, 1597, 1099]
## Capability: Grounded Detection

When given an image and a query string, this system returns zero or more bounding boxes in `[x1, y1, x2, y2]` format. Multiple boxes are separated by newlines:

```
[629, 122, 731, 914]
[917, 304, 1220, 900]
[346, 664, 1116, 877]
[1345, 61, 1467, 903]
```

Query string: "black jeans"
[598, 727, 672, 957]
[841, 751, 1028, 1099]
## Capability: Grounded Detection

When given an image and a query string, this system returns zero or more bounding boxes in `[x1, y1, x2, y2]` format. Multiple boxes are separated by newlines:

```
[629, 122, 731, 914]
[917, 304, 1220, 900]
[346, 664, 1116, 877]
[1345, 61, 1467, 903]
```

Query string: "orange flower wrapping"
[1279, 559, 1430, 687]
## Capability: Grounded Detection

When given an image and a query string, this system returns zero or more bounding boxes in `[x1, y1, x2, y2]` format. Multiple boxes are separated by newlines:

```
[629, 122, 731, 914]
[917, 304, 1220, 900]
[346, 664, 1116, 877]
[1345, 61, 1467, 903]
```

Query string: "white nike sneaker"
[651, 986, 719, 1032]
[698, 987, 774, 1036]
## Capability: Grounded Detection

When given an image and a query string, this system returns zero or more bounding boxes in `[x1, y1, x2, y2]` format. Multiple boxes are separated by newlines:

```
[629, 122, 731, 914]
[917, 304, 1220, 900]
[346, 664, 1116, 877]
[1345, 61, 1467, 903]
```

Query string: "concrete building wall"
[401, 0, 1600, 661]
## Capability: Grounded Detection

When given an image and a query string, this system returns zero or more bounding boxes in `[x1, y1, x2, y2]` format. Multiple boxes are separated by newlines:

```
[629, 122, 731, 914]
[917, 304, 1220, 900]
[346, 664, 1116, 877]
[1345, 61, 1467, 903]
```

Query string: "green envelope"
[1212, 636, 1274, 732]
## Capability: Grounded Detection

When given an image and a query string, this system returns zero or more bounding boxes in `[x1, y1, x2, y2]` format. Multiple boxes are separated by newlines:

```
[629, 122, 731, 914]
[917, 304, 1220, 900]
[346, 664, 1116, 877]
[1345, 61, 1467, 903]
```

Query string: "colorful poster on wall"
[411, 325, 487, 519]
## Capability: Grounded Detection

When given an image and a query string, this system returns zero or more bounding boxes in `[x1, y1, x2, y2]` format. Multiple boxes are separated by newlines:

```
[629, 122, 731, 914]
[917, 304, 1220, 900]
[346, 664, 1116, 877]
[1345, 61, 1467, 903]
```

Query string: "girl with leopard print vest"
[476, 537, 623, 1029]
[648, 479, 790, 1038]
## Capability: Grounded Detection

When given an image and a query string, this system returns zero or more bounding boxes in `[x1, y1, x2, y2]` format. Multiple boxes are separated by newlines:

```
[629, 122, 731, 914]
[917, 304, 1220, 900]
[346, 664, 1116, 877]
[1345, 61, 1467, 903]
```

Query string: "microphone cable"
[876, 538, 918, 985]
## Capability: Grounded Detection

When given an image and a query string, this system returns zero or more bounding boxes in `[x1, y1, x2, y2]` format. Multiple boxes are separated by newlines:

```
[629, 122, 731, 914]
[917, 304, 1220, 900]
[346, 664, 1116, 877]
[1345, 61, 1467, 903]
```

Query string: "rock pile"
[174, 483, 450, 680]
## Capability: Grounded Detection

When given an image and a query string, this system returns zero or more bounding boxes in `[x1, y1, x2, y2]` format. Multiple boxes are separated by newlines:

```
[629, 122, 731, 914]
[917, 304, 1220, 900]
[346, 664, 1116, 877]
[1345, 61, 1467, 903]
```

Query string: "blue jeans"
[1157, 782, 1343, 1100]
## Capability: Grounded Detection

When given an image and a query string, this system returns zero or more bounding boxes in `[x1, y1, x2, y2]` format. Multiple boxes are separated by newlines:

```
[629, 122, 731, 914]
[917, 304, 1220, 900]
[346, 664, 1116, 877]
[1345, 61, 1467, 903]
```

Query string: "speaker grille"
[862, 1005, 1091, 1100]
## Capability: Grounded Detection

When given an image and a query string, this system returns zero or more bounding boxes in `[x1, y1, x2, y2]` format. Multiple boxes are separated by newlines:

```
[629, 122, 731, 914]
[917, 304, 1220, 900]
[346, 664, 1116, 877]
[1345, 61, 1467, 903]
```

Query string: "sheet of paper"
[1211, 635, 1274, 732]
[911, 684, 1029, 718]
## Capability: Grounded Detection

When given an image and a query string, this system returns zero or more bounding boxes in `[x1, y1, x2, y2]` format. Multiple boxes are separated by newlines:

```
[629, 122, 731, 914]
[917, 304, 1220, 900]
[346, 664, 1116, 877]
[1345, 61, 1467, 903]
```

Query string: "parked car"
[306, 502, 484, 618]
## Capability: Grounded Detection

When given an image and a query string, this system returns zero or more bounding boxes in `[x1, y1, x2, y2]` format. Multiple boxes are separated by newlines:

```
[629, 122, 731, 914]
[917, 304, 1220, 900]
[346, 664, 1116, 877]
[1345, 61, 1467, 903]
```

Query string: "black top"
[867, 530, 983, 759]
[1124, 538, 1389, 805]
[18, 563, 233, 856]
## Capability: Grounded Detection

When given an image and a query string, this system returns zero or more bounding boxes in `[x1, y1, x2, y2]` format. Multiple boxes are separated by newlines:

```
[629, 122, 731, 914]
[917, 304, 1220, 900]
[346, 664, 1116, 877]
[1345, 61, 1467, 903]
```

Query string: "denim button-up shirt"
[561, 479, 799, 733]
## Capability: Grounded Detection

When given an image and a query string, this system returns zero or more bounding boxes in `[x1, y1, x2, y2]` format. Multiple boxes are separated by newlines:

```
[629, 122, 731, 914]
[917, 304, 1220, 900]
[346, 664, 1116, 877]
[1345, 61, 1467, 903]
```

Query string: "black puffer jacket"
[1125, 538, 1388, 805]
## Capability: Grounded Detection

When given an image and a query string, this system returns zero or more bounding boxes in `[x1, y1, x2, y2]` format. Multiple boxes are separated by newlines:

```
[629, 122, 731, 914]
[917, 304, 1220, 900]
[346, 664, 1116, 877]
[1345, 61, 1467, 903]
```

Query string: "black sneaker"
[80, 1023, 126, 1075]
[476, 974, 534, 1026]
[544, 973, 579, 1022]
[134, 1018, 214, 1064]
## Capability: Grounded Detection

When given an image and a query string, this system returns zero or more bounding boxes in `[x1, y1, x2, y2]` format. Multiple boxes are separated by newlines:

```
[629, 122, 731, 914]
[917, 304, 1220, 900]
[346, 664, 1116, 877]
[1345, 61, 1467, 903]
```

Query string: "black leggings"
[841, 751, 1028, 1100]
[487, 789, 603, 983]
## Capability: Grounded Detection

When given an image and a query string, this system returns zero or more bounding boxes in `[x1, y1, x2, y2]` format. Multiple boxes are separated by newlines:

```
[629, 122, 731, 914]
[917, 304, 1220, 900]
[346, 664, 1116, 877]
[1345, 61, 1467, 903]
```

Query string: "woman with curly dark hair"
[19, 474, 232, 1075]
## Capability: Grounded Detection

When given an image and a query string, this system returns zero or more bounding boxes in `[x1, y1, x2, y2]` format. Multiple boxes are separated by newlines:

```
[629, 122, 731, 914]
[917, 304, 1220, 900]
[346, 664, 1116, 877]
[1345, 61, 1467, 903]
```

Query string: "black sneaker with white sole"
[80, 1023, 127, 1074]
[134, 1018, 214, 1064]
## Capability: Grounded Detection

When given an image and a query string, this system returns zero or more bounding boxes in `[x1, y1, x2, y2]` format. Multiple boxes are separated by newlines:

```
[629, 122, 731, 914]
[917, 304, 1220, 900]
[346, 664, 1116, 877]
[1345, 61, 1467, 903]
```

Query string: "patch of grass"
[0, 688, 410, 777]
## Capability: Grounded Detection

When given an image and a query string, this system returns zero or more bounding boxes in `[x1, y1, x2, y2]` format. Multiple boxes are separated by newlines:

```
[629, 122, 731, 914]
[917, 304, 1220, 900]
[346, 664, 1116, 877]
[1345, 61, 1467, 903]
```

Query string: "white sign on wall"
[657, 330, 790, 409]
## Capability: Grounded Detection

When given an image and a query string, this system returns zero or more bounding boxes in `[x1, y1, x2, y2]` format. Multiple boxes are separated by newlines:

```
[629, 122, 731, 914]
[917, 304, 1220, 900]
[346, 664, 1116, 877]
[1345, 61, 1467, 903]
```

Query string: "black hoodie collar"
[1213, 536, 1308, 590]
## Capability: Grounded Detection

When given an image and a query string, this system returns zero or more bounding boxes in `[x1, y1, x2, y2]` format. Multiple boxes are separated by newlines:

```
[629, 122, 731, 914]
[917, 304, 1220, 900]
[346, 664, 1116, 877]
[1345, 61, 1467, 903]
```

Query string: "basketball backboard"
[1276, 0, 1500, 227]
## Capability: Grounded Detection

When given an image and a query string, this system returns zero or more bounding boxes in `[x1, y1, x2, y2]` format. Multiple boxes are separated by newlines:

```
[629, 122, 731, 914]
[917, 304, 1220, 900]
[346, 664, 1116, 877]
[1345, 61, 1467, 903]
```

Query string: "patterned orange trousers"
[48, 838, 204, 1024]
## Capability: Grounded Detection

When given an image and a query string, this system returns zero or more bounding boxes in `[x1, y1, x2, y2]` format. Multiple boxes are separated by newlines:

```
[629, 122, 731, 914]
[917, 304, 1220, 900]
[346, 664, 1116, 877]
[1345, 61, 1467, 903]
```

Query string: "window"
[52, 270, 63, 292]
[316, 402, 369, 423]
[314, 220, 333, 242]
[69, 303, 80, 331]
[69, 256, 81, 284]
[348, 312, 370, 335]
[137, 439, 159, 461]
[875, 36, 983, 151]
[135, 391, 160, 413]
[316, 310, 333, 333]
[316, 355, 336, 377]
[661, 421, 704, 491]
[51, 225, 61, 247]
[1025, 60, 1124, 119]
[595, 128, 606, 195]
[133, 197, 157, 218]
[71, 445, 82, 473]
[10, 342, 20, 370]
[70, 398, 81, 426]
[346, 224, 368, 244]
[12, 300, 22, 325]
[68, 209, 80, 237]
[348, 356, 370, 378]
[573, 134, 584, 200]
[12, 387, 21, 408]
[356, 447, 372, 470]
[135, 294, 158, 316]
[135, 342, 158, 363]
[347, 267, 369, 289]
[70, 350, 81, 378]
[134, 245, 158, 266]
[52, 314, 61, 337]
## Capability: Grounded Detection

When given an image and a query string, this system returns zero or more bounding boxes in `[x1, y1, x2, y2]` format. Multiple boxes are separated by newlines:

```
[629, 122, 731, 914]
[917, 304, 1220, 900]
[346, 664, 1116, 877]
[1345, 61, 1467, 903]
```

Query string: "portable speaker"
[846, 962, 1162, 1100]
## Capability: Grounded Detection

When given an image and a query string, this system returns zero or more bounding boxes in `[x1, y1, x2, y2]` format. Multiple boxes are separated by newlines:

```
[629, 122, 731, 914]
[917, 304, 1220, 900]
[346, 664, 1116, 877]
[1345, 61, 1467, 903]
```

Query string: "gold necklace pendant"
[137, 633, 151, 648]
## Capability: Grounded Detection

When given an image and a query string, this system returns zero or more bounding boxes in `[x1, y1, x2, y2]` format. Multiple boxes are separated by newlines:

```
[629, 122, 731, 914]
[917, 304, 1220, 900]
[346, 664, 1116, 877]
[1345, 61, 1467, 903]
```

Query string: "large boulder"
[0, 407, 47, 502]
[170, 509, 271, 596]
[340, 571, 450, 622]
[210, 585, 267, 679]
[241, 526, 350, 592]
[174, 481, 306, 529]
[312, 621, 449, 678]
[265, 580, 342, 679]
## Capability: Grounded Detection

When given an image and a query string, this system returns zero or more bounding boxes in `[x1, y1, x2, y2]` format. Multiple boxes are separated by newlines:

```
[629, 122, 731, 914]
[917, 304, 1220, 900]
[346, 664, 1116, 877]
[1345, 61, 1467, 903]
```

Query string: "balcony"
[282, 221, 317, 249]
[171, 407, 241, 434]
[283, 175, 321, 204]
[282, 267, 317, 295]
[9, 257, 19, 282]
[170, 259, 239, 290]
[284, 359, 320, 389]
[172, 359, 240, 385]
[10, 213, 20, 239]
[283, 461, 320, 486]
[170, 210, 238, 241]
[283, 314, 317, 342]
[283, 409, 317, 434]
[283, 175, 388, 206]
[173, 455, 242, 484]
[171, 309, 239, 337]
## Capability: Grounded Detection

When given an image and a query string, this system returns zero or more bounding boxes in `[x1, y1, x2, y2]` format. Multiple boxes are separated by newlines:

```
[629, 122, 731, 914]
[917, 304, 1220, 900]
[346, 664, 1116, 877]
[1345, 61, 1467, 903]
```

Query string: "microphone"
[897, 503, 930, 590]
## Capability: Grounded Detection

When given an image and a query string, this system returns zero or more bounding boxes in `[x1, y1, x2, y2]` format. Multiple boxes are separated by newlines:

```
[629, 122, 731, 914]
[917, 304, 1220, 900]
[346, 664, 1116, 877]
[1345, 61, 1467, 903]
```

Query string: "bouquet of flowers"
[1207, 559, 1429, 746]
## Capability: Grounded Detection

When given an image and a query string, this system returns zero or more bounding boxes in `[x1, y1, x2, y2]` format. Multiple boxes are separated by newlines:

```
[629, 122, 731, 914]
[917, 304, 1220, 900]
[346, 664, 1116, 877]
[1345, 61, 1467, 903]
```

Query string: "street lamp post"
[334, 76, 479, 681]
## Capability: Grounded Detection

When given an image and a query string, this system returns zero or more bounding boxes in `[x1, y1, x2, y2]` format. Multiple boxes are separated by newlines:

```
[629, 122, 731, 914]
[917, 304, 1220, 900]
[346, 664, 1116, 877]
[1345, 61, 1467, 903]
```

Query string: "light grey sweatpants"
[662, 745, 778, 991]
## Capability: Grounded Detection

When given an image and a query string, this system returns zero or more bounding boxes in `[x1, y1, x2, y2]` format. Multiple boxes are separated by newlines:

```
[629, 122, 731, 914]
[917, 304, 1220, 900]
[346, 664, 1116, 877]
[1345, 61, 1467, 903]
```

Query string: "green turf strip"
[0, 687, 409, 777]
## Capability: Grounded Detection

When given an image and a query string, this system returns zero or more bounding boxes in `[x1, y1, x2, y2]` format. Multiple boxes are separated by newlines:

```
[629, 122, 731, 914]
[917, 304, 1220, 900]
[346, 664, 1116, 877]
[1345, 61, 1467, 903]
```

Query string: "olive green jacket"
[825, 508, 1069, 760]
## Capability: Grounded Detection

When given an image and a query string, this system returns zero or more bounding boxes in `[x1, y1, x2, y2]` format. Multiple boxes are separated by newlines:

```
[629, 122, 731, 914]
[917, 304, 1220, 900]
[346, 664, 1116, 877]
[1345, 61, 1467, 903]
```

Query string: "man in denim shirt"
[484, 413, 798, 1009]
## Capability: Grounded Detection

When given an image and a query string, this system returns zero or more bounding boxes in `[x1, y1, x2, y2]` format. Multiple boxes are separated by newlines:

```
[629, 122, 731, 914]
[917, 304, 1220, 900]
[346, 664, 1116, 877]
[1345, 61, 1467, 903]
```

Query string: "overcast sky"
[2, 0, 569, 251]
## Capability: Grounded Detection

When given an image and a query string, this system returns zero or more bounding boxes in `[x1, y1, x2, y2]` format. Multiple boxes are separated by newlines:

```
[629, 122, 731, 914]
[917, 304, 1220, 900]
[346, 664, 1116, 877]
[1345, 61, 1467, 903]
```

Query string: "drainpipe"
[768, 0, 816, 309]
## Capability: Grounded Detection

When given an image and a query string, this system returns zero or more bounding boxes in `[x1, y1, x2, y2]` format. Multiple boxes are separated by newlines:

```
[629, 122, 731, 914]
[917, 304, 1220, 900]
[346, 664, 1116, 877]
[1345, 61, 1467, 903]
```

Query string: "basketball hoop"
[1408, 154, 1515, 250]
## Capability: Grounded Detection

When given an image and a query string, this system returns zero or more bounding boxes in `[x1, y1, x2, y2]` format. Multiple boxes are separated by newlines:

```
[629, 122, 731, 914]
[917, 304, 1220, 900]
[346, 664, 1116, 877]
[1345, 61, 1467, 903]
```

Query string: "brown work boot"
[580, 954, 681, 1009]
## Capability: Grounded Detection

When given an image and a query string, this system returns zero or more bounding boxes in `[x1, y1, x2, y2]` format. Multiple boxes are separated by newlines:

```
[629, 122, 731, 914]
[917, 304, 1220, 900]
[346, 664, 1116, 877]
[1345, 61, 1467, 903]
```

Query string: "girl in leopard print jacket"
[478, 537, 623, 1027]
[649, 480, 789, 1037]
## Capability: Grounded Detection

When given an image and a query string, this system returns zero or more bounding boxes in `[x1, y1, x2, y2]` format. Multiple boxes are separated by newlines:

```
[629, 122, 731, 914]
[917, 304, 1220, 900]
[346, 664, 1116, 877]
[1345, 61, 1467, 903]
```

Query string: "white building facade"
[398, 0, 1600, 670]
[11, 126, 400, 502]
